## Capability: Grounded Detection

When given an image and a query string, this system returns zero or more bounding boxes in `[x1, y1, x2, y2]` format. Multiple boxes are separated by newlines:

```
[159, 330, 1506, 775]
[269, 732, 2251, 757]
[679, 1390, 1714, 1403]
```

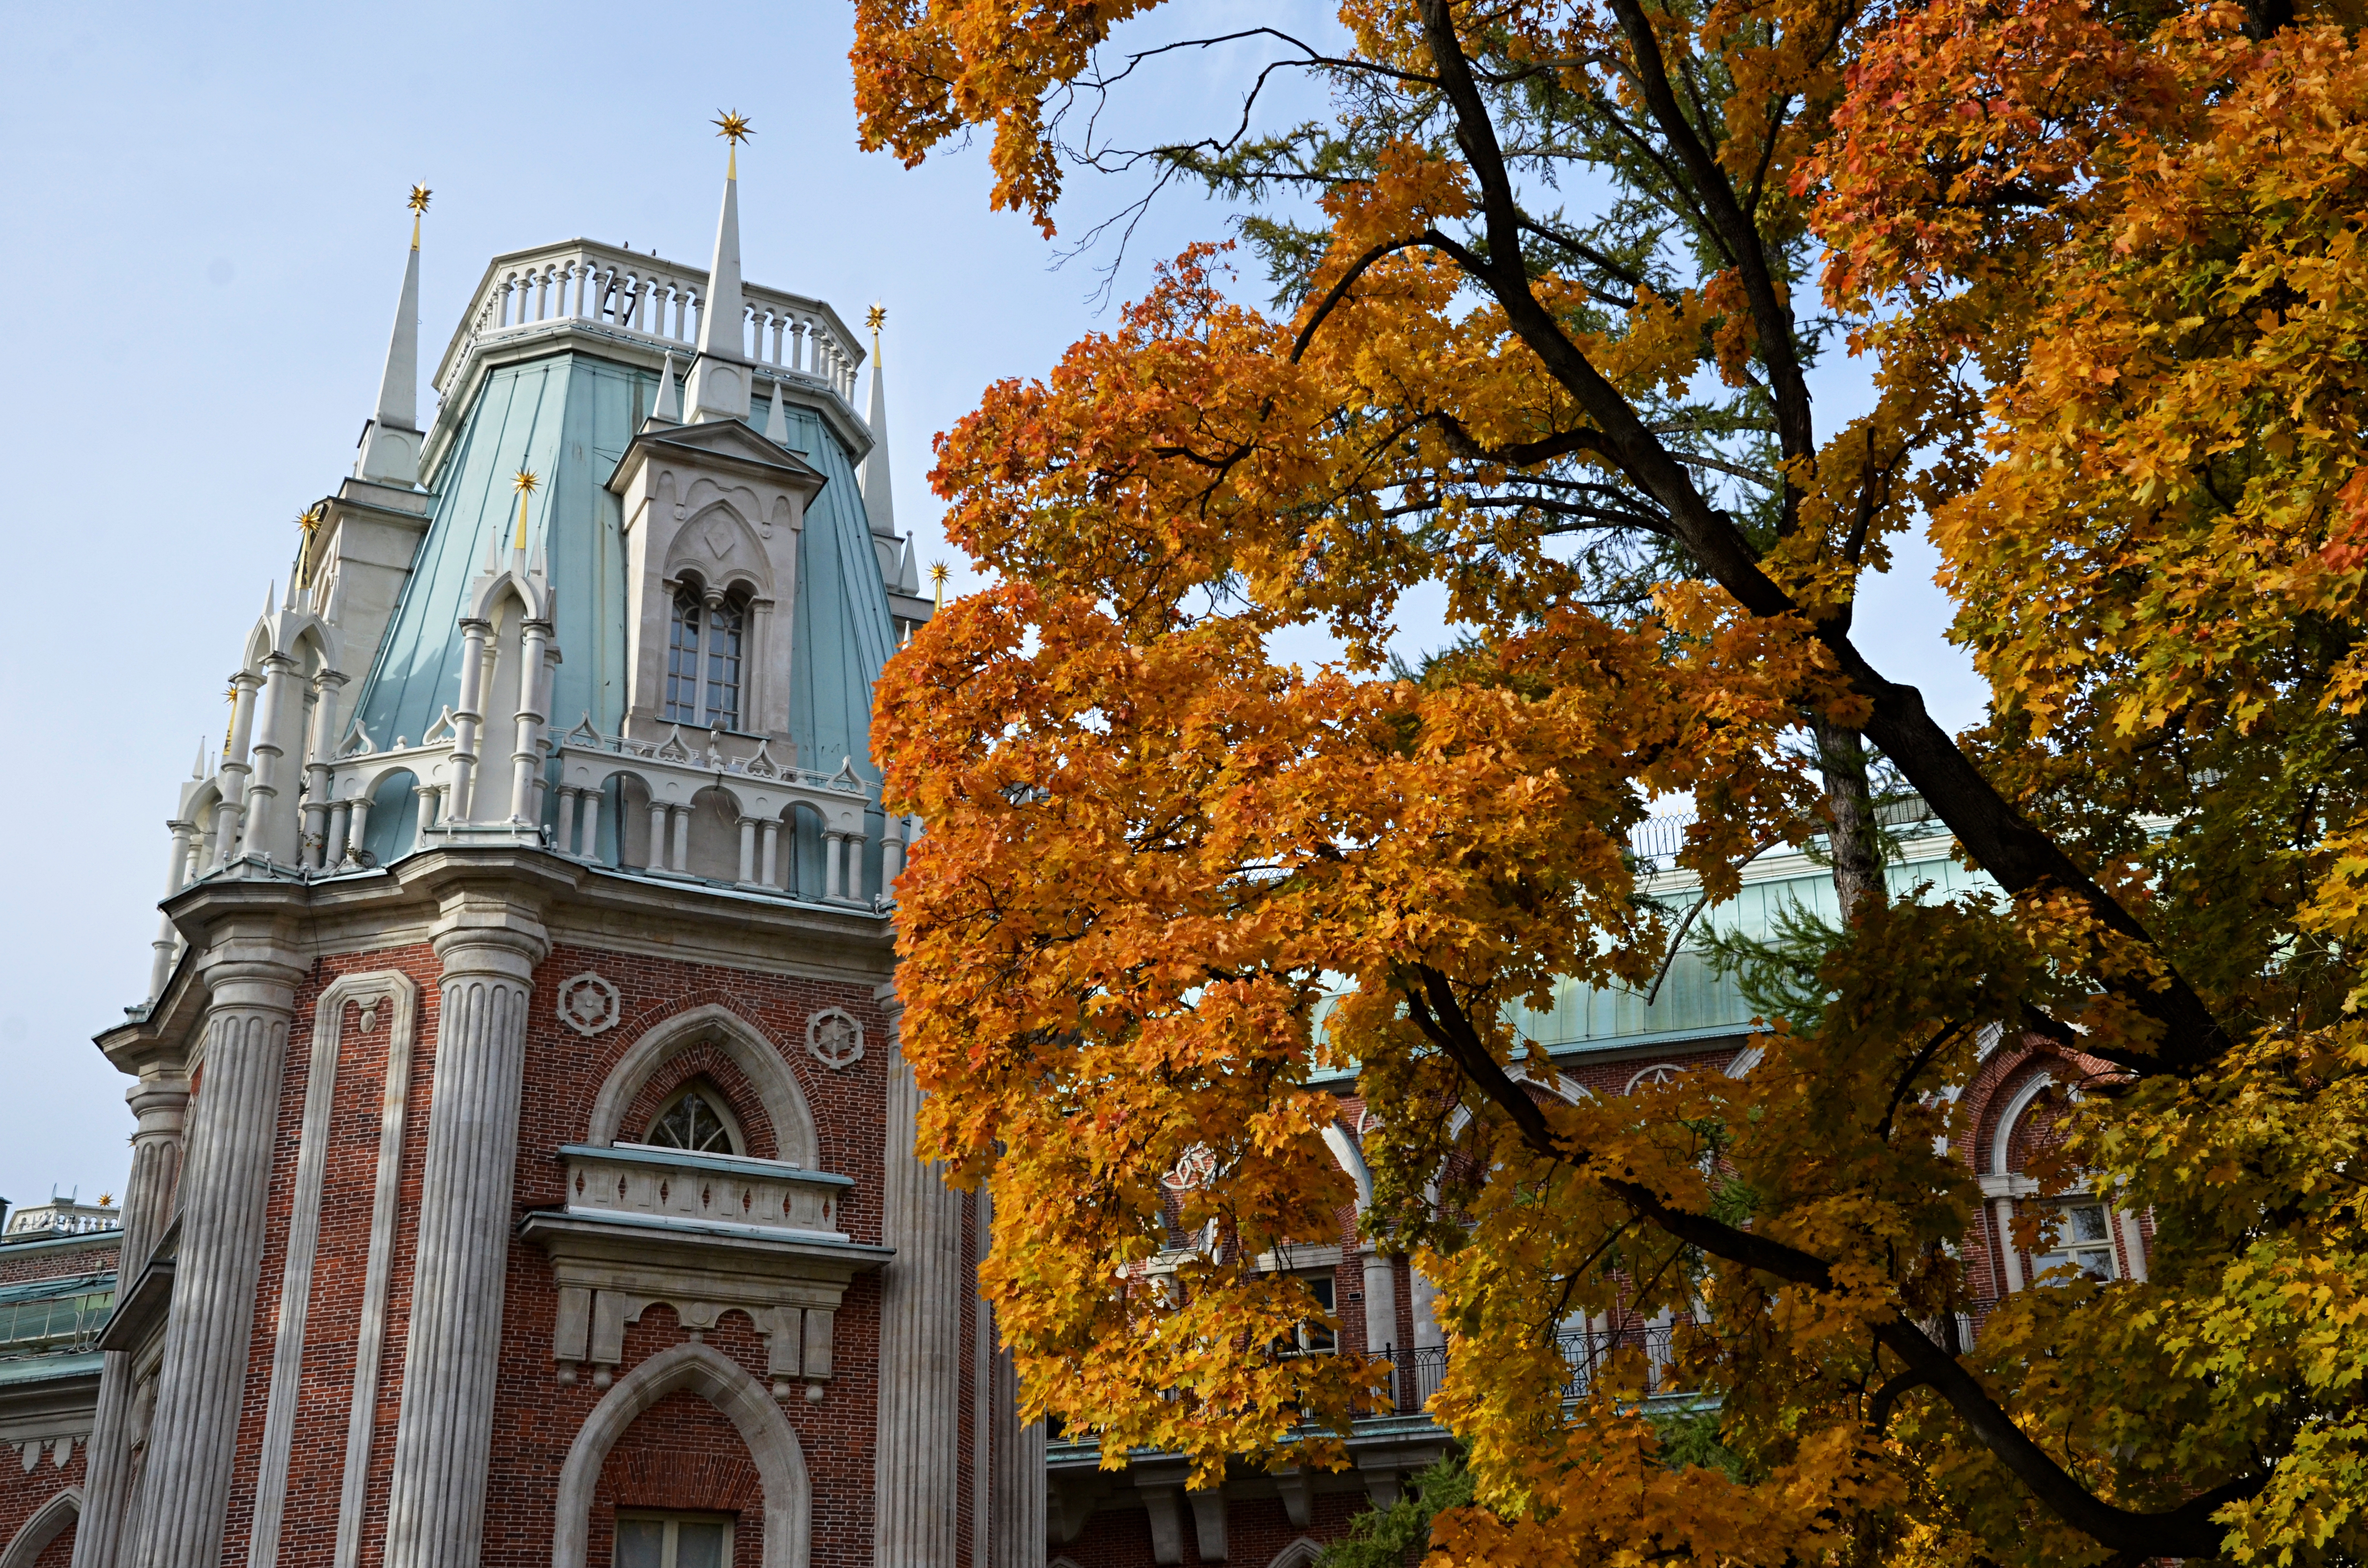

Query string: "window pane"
[616, 1520, 665, 1568]
[2066, 1204, 2109, 1243]
[675, 1522, 728, 1568]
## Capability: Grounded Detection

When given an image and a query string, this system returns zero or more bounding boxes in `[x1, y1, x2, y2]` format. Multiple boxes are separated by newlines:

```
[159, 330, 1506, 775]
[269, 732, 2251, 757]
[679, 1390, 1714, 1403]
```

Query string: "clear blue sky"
[0, 2, 1983, 1211]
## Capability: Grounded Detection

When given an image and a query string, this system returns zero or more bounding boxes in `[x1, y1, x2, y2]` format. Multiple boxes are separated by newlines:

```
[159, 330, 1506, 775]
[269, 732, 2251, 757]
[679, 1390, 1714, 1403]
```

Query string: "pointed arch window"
[664, 586, 704, 724]
[662, 583, 747, 731]
[641, 1081, 743, 1156]
[703, 594, 744, 731]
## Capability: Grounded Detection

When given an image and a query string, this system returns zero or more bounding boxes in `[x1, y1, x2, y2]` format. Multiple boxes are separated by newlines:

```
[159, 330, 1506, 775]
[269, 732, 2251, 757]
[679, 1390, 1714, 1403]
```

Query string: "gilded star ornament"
[514, 468, 540, 495]
[712, 110, 754, 145]
[408, 184, 432, 214]
[866, 304, 885, 333]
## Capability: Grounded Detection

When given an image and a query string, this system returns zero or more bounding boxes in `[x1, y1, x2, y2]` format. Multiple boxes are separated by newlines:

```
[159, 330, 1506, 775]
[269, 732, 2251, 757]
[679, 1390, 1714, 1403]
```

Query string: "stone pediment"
[606, 417, 828, 499]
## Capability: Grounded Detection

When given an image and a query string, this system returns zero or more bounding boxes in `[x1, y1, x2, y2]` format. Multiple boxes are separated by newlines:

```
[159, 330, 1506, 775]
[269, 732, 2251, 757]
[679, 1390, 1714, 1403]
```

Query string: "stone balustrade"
[556, 1143, 851, 1238]
[436, 240, 864, 408]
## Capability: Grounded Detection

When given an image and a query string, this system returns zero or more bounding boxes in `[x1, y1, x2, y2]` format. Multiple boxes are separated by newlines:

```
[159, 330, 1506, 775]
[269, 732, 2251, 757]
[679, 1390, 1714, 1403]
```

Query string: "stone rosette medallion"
[805, 1007, 864, 1070]
[555, 972, 621, 1037]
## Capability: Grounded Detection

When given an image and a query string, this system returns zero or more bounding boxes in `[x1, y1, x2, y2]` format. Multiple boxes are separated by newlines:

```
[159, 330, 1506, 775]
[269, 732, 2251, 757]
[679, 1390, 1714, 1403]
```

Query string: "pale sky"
[0, 2, 1982, 1212]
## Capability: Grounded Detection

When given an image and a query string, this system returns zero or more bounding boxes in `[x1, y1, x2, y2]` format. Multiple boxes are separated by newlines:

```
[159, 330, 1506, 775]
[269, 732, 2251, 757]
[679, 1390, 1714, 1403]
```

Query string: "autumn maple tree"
[854, 0, 2368, 1561]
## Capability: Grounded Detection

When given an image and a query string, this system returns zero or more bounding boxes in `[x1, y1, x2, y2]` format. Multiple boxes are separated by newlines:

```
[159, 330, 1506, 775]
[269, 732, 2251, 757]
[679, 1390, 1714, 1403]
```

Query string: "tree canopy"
[855, 0, 2368, 1561]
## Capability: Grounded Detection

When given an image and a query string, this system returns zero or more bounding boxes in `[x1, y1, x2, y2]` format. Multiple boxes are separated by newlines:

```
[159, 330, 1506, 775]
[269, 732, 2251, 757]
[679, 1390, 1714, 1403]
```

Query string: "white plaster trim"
[551, 1343, 810, 1568]
[1321, 1123, 1372, 1207]
[333, 973, 423, 1568]
[1265, 1538, 1324, 1568]
[0, 1487, 78, 1568]
[1989, 1071, 2055, 1179]
[588, 1003, 818, 1167]
[251, 970, 418, 1568]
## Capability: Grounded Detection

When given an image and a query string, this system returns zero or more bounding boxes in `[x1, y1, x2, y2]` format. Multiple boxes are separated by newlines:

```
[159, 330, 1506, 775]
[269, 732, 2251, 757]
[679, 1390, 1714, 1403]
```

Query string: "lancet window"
[664, 587, 704, 724]
[662, 582, 748, 731]
[703, 594, 744, 731]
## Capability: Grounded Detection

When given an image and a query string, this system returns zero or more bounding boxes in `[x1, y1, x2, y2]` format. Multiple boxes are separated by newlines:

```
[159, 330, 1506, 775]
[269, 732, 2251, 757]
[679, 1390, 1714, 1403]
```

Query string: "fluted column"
[987, 1203, 1046, 1568]
[873, 983, 965, 1568]
[73, 1072, 192, 1568]
[130, 938, 302, 1568]
[380, 890, 548, 1568]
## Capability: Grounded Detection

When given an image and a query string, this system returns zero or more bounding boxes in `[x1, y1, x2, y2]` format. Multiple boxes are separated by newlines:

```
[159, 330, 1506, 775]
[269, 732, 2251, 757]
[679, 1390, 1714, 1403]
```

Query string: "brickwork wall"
[197, 931, 896, 1568]
[0, 1437, 88, 1568]
[0, 1237, 121, 1286]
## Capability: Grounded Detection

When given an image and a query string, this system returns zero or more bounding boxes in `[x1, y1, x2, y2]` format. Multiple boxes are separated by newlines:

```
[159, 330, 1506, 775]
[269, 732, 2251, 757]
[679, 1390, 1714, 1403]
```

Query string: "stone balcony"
[520, 1143, 888, 1402]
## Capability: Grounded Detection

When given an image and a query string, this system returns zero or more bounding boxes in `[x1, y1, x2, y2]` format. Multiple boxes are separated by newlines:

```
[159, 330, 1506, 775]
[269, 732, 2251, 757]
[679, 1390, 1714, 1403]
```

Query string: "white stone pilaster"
[380, 891, 548, 1568]
[72, 1071, 190, 1568]
[873, 983, 965, 1568]
[128, 938, 302, 1568]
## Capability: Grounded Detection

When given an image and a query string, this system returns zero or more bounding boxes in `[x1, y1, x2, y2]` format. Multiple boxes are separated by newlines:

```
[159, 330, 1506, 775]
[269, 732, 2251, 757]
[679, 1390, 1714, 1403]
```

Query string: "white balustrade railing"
[557, 1143, 851, 1237]
[440, 241, 864, 407]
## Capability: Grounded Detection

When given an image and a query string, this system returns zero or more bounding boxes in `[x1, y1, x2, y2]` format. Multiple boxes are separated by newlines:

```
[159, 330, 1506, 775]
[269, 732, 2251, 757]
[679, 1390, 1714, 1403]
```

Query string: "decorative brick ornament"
[805, 1007, 864, 1070]
[556, 972, 622, 1037]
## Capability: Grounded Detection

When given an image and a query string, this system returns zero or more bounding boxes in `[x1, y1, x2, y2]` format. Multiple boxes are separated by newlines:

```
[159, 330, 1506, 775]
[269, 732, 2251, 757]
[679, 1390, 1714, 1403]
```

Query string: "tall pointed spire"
[765, 381, 789, 445]
[355, 187, 430, 487]
[684, 113, 753, 424]
[860, 304, 896, 536]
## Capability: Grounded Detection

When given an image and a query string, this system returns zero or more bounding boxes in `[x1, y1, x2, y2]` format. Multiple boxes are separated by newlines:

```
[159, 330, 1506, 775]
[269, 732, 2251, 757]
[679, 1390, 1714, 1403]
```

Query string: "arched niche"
[685, 786, 742, 882]
[363, 768, 419, 866]
[588, 1004, 818, 1170]
[552, 1344, 809, 1568]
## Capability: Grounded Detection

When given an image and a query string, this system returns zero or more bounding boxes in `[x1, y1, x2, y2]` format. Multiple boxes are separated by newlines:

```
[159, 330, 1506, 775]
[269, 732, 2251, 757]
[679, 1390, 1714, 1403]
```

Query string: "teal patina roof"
[1512, 833, 1996, 1055]
[347, 353, 895, 780]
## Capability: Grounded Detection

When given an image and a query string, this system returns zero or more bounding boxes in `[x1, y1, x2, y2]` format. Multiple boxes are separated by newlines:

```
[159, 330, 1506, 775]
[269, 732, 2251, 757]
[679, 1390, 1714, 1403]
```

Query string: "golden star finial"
[866, 304, 885, 332]
[714, 110, 753, 178]
[512, 468, 539, 551]
[929, 560, 949, 610]
[408, 185, 432, 214]
[295, 502, 326, 588]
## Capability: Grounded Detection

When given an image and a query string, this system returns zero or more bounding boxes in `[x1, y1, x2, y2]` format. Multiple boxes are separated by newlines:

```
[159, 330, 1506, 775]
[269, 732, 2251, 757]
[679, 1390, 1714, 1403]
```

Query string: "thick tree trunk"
[1816, 720, 1884, 923]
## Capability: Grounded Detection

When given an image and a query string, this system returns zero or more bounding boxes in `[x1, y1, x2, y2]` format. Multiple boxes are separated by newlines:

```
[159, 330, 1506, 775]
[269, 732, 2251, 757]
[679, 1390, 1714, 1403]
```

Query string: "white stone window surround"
[550, 1343, 813, 1568]
[1978, 1068, 2151, 1290]
[0, 1485, 82, 1568]
[584, 1004, 819, 1170]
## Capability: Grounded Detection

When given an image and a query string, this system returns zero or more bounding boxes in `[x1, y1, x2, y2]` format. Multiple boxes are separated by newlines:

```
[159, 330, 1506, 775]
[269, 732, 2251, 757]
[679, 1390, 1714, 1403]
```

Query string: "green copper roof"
[1514, 836, 1997, 1055]
[345, 350, 898, 810]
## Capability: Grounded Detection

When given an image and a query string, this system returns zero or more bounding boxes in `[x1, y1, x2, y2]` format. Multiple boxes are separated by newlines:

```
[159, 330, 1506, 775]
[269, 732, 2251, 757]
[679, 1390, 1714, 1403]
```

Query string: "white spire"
[896, 533, 919, 595]
[652, 351, 683, 423]
[355, 193, 426, 487]
[684, 129, 751, 424]
[860, 306, 895, 536]
[764, 380, 789, 445]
